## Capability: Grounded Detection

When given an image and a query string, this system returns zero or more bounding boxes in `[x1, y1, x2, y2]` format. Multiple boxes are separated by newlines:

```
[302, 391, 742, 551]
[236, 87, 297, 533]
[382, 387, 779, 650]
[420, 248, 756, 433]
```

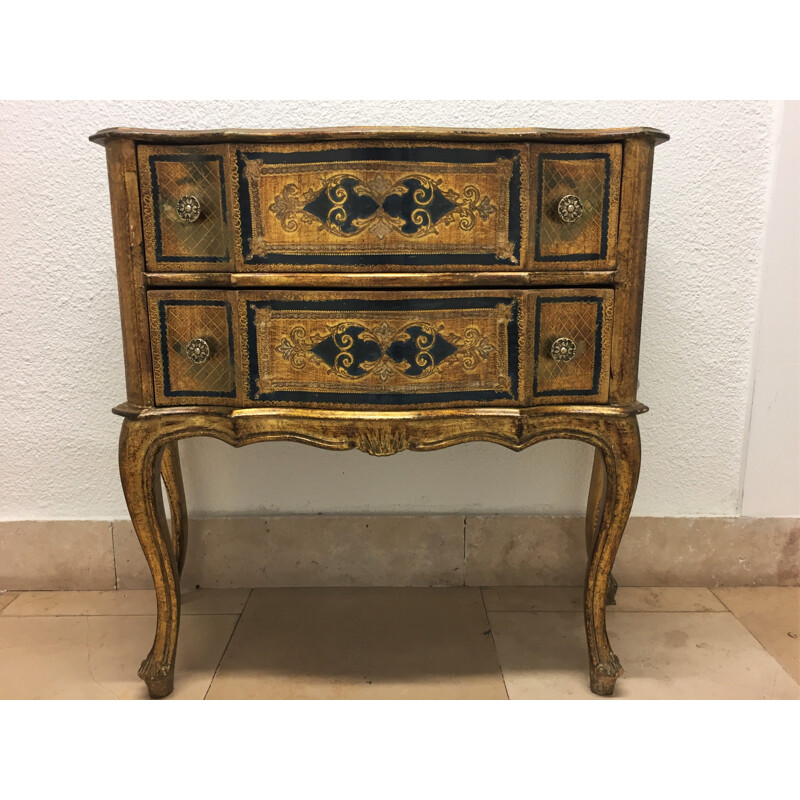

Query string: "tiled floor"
[0, 586, 797, 700]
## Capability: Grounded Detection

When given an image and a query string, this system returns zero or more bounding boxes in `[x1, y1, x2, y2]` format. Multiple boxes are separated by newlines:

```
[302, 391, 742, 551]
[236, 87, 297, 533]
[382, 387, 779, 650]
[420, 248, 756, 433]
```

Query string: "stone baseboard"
[0, 521, 114, 590]
[1, 516, 797, 591]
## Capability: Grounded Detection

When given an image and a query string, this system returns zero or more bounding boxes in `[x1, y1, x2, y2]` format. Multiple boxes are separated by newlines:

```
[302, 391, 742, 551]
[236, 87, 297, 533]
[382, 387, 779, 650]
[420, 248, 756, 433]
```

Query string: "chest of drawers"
[92, 125, 668, 698]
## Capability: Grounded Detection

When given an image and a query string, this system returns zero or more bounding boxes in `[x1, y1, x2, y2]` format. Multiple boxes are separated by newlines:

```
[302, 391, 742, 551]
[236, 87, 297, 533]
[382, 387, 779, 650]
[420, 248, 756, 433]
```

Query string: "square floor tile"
[0, 614, 238, 699]
[1, 589, 250, 617]
[712, 587, 800, 684]
[206, 588, 507, 699]
[0, 592, 18, 612]
[489, 611, 800, 700]
[482, 586, 727, 613]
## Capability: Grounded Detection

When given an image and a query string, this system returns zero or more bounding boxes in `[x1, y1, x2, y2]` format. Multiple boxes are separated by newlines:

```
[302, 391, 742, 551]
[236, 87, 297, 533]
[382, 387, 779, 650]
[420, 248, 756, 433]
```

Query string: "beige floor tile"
[711, 587, 800, 684]
[489, 611, 800, 700]
[483, 586, 585, 612]
[1, 589, 250, 617]
[206, 588, 507, 700]
[482, 586, 727, 613]
[0, 614, 238, 699]
[0, 592, 18, 612]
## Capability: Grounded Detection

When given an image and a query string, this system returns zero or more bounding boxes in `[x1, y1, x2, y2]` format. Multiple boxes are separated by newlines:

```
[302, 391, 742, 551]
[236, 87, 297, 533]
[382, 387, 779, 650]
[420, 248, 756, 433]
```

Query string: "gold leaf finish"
[244, 290, 524, 407]
[138, 144, 233, 272]
[94, 126, 666, 699]
[353, 424, 409, 456]
[237, 142, 526, 269]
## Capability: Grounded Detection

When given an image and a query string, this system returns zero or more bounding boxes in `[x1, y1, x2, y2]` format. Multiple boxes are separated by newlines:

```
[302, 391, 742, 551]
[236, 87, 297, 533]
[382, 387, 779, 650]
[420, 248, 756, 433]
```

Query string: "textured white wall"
[741, 101, 800, 516]
[0, 100, 788, 519]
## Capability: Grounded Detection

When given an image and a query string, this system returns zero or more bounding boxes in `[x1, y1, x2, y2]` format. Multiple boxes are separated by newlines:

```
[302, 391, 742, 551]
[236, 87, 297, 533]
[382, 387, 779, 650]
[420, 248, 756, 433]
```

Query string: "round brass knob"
[176, 195, 201, 223]
[185, 338, 210, 364]
[557, 195, 583, 223]
[551, 337, 576, 363]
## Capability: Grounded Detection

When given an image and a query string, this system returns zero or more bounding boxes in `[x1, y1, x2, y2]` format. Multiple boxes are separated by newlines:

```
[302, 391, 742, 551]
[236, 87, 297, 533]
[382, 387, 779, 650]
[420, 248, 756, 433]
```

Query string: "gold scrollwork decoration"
[275, 325, 315, 368]
[274, 319, 495, 384]
[268, 172, 497, 241]
[451, 327, 494, 371]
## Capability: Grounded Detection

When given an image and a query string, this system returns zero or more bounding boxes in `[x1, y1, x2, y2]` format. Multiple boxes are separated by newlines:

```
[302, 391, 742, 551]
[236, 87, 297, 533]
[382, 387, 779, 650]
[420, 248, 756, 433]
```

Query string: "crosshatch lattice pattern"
[138, 147, 230, 267]
[153, 159, 228, 260]
[150, 299, 236, 403]
[534, 294, 612, 400]
[537, 156, 607, 260]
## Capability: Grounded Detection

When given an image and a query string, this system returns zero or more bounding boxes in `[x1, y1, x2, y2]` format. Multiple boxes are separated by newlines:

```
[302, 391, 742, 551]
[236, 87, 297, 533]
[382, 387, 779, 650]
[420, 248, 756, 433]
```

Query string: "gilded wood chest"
[93, 125, 668, 698]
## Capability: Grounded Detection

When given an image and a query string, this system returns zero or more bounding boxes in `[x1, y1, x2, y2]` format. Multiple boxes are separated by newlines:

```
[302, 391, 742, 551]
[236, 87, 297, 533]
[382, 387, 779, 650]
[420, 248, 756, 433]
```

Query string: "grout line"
[481, 608, 731, 613]
[0, 594, 22, 614]
[462, 515, 467, 587]
[0, 612, 245, 618]
[203, 588, 253, 700]
[708, 586, 734, 612]
[480, 587, 509, 700]
[110, 522, 119, 590]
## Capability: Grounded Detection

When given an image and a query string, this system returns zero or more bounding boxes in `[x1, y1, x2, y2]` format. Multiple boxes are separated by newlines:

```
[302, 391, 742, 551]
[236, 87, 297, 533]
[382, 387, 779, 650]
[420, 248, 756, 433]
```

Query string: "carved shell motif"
[353, 425, 409, 456]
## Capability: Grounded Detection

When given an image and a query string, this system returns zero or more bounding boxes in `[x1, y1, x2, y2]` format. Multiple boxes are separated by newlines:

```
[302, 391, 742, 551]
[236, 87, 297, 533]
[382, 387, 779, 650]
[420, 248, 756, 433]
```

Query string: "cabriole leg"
[160, 441, 188, 577]
[119, 418, 181, 699]
[585, 448, 618, 605]
[584, 416, 640, 696]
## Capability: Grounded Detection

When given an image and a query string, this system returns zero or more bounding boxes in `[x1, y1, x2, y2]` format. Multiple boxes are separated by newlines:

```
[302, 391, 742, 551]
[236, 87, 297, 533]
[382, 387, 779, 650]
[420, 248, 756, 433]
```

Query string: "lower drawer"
[148, 288, 612, 408]
[244, 291, 524, 407]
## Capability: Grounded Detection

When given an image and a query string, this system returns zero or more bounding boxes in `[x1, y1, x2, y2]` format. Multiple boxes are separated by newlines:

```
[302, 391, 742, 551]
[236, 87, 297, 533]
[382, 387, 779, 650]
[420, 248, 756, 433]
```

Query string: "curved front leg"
[119, 418, 181, 698]
[160, 441, 188, 577]
[585, 449, 618, 605]
[584, 416, 640, 696]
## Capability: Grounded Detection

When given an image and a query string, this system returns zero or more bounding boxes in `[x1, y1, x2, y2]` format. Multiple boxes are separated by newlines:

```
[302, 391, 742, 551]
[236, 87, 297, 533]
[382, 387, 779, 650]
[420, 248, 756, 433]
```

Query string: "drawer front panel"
[139, 146, 233, 270]
[149, 291, 238, 405]
[147, 289, 612, 408]
[532, 289, 613, 403]
[531, 144, 621, 269]
[235, 143, 527, 270]
[244, 292, 526, 407]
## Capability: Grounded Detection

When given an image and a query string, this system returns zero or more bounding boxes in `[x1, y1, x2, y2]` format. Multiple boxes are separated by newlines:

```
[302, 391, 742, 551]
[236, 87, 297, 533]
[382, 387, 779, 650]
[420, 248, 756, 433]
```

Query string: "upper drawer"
[139, 145, 235, 271]
[234, 142, 527, 271]
[136, 141, 624, 273]
[530, 144, 622, 269]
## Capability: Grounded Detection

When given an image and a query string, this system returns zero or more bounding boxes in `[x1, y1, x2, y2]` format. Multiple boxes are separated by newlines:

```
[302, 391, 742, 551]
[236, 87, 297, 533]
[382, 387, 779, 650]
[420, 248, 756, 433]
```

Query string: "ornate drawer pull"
[551, 337, 576, 362]
[185, 338, 211, 364]
[176, 195, 201, 223]
[557, 195, 583, 223]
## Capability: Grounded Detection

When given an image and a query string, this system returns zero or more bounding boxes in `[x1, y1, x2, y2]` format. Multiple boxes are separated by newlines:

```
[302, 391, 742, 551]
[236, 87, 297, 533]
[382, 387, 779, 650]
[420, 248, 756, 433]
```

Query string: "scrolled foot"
[589, 653, 623, 696]
[605, 573, 619, 606]
[138, 654, 175, 699]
